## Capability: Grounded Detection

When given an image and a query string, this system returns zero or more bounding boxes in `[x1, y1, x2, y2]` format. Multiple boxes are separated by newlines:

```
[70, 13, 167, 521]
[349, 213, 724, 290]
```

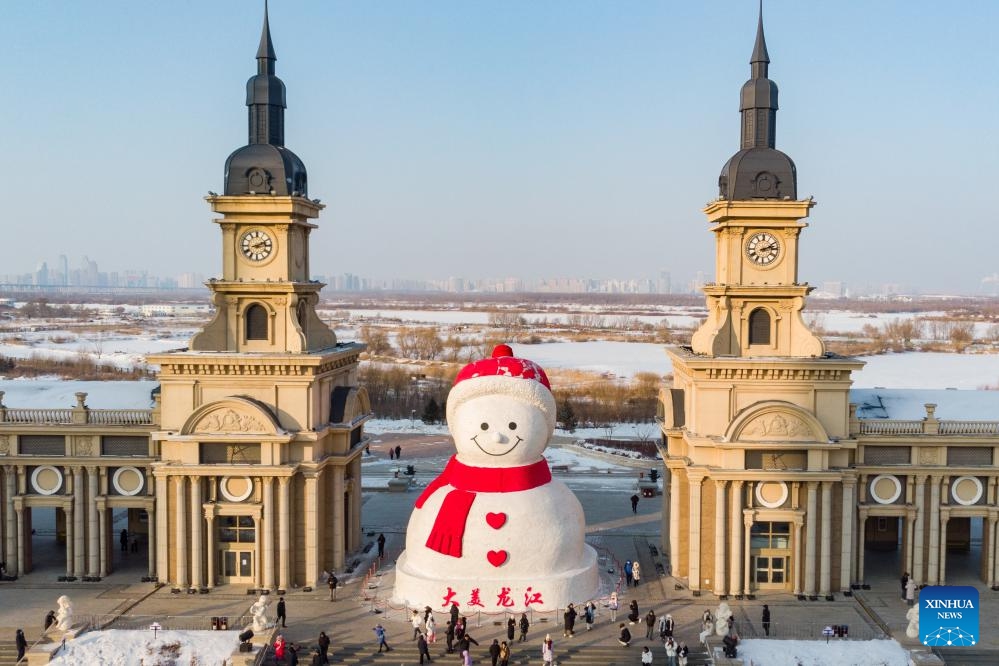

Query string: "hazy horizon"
[2, 1, 996, 292]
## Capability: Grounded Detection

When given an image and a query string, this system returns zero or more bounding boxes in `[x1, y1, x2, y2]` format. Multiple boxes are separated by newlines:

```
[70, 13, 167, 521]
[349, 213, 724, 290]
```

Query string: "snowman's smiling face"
[452, 393, 549, 467]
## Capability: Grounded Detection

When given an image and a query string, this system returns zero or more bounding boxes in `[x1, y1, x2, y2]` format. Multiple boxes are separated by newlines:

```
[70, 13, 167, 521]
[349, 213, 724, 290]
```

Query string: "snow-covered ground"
[736, 638, 910, 666]
[48, 629, 239, 666]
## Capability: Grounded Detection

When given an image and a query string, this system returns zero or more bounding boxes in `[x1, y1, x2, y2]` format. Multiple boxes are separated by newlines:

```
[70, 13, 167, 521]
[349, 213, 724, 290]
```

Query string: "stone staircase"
[255, 641, 710, 666]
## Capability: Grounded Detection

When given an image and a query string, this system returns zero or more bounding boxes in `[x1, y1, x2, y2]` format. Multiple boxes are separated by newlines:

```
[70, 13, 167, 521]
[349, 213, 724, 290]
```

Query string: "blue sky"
[2, 1, 997, 293]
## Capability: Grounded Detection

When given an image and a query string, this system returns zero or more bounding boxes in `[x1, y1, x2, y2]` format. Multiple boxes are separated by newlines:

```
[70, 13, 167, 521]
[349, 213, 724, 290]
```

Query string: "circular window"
[755, 481, 789, 509]
[951, 476, 983, 506]
[31, 465, 64, 496]
[870, 474, 903, 504]
[219, 476, 254, 503]
[112, 467, 145, 496]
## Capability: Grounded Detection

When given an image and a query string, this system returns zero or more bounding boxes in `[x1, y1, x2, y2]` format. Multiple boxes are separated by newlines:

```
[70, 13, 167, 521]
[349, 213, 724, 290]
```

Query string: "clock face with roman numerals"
[745, 231, 780, 266]
[240, 229, 273, 262]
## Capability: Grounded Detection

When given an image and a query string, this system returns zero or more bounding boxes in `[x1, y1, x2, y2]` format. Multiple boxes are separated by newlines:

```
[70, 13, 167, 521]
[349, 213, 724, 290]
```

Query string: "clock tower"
[147, 5, 369, 594]
[660, 8, 864, 601]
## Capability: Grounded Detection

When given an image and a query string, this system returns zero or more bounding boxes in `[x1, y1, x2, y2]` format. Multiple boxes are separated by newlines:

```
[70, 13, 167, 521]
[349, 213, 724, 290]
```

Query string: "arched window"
[749, 308, 771, 345]
[245, 304, 268, 341]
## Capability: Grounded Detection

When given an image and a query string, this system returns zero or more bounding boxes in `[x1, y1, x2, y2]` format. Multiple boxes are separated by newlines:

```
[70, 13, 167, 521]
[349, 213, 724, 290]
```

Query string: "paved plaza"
[1, 435, 996, 664]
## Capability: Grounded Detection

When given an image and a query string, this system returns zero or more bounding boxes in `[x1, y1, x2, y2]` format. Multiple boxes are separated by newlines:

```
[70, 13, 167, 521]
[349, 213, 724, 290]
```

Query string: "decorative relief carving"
[0, 435, 9, 455]
[195, 408, 267, 434]
[74, 436, 93, 456]
[918, 448, 939, 464]
[741, 413, 812, 440]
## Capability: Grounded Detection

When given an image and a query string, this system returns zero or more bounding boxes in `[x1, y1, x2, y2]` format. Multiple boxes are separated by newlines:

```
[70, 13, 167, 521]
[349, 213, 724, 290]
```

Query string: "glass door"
[753, 555, 786, 586]
[220, 550, 254, 583]
[750, 521, 792, 590]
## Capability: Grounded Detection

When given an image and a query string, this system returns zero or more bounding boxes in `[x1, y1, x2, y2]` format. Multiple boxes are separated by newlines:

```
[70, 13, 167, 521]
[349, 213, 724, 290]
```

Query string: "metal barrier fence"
[81, 614, 252, 632]
[730, 620, 887, 641]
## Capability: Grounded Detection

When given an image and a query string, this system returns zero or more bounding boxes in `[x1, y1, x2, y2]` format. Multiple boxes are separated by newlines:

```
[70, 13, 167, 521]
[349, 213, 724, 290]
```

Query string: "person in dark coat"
[317, 631, 331, 665]
[377, 533, 386, 558]
[44, 610, 56, 631]
[628, 600, 640, 624]
[645, 610, 656, 640]
[15, 629, 27, 661]
[445, 621, 456, 653]
[624, 560, 634, 586]
[900, 572, 910, 600]
[328, 573, 338, 601]
[618, 623, 631, 647]
[120, 529, 129, 552]
[489, 639, 501, 666]
[288, 644, 299, 666]
[277, 596, 287, 628]
[563, 604, 577, 637]
[450, 603, 460, 627]
[418, 633, 433, 664]
[456, 633, 479, 655]
[630, 494, 640, 514]
[761, 605, 771, 637]
[518, 613, 529, 642]
[506, 618, 516, 642]
[395, 445, 402, 459]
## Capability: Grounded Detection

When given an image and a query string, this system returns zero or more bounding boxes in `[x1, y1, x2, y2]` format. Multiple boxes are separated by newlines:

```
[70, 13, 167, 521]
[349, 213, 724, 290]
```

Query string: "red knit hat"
[447, 345, 556, 429]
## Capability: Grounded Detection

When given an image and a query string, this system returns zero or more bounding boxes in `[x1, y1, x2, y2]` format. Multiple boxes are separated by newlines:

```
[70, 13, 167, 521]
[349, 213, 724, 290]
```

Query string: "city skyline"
[1, 1, 997, 292]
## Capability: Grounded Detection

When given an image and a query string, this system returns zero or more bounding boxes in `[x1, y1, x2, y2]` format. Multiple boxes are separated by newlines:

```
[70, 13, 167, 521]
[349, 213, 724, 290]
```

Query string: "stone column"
[4, 467, 17, 575]
[147, 502, 156, 578]
[793, 520, 804, 597]
[263, 477, 275, 591]
[820, 481, 832, 597]
[15, 504, 25, 576]
[729, 481, 743, 597]
[155, 475, 168, 583]
[987, 517, 997, 588]
[73, 467, 85, 577]
[804, 482, 817, 597]
[688, 474, 703, 592]
[98, 504, 108, 577]
[913, 475, 926, 582]
[206, 513, 216, 589]
[173, 476, 187, 588]
[743, 512, 753, 596]
[350, 460, 362, 551]
[927, 477, 941, 584]
[840, 479, 855, 592]
[938, 511, 950, 585]
[65, 503, 74, 577]
[255, 515, 264, 589]
[905, 512, 916, 577]
[190, 476, 202, 589]
[305, 473, 318, 588]
[857, 508, 869, 584]
[278, 476, 291, 592]
[669, 467, 681, 576]
[87, 466, 99, 577]
[332, 468, 345, 569]
[713, 480, 726, 596]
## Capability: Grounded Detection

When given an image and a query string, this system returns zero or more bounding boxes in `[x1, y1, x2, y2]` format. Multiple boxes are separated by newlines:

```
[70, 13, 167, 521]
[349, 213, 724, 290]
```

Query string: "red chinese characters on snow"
[441, 586, 545, 609]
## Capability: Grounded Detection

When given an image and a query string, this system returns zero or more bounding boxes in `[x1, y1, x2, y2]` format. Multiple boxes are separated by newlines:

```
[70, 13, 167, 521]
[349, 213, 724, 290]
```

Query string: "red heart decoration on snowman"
[486, 512, 507, 529]
[487, 550, 508, 567]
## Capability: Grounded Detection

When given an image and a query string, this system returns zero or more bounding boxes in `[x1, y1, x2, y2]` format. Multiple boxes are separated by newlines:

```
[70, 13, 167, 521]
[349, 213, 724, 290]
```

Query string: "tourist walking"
[418, 633, 433, 664]
[662, 614, 674, 639]
[624, 559, 634, 586]
[677, 642, 689, 666]
[563, 603, 577, 637]
[427, 614, 437, 643]
[900, 572, 910, 600]
[664, 638, 678, 666]
[456, 631, 478, 655]
[519, 613, 530, 643]
[277, 596, 287, 628]
[327, 572, 338, 601]
[645, 610, 656, 640]
[631, 494, 640, 514]
[489, 639, 501, 666]
[120, 529, 129, 552]
[412, 609, 424, 640]
[377, 533, 386, 558]
[374, 624, 391, 652]
[641, 646, 653, 666]
[609, 592, 619, 621]
[618, 623, 632, 647]
[507, 617, 516, 641]
[584, 601, 596, 630]
[632, 561, 641, 586]
[905, 577, 917, 606]
[274, 635, 287, 663]
[541, 634, 554, 666]
[761, 604, 771, 636]
[445, 621, 456, 653]
[317, 631, 330, 665]
[15, 629, 27, 662]
[499, 641, 510, 666]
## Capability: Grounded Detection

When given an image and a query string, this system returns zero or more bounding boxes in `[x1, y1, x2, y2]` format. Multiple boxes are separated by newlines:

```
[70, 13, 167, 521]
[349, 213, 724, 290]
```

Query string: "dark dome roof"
[224, 144, 308, 196]
[718, 148, 796, 200]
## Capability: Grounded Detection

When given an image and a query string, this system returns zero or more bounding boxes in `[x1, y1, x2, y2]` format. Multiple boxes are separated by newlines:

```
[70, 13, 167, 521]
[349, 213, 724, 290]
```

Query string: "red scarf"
[414, 455, 552, 558]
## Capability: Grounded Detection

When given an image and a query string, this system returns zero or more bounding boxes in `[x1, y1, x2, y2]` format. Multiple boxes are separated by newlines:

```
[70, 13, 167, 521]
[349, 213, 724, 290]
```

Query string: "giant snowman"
[393, 345, 598, 612]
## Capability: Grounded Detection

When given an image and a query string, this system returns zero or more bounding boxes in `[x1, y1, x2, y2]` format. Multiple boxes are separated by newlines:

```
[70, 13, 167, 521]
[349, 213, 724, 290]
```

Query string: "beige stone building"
[0, 9, 369, 592]
[659, 14, 999, 599]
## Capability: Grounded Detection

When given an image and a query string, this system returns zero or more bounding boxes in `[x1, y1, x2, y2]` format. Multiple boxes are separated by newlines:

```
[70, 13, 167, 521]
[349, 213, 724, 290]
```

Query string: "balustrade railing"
[858, 420, 923, 435]
[859, 419, 999, 436]
[2, 408, 73, 424]
[0, 408, 154, 426]
[938, 420, 999, 435]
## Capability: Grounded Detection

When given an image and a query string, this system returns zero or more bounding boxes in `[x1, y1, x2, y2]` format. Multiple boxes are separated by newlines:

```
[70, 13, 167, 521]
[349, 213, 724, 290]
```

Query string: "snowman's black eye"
[508, 422, 517, 430]
[480, 422, 489, 431]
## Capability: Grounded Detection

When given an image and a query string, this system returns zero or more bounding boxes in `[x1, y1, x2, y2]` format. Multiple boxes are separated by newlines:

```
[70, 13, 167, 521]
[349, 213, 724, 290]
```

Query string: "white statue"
[714, 602, 733, 637]
[905, 606, 919, 639]
[249, 595, 272, 632]
[55, 595, 73, 631]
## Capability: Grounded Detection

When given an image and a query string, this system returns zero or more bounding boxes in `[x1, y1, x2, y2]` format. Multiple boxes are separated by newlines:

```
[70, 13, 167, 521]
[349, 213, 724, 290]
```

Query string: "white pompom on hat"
[446, 344, 556, 430]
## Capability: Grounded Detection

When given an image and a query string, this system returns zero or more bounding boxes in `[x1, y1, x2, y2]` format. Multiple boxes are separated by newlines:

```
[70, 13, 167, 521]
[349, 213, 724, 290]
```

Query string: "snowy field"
[736, 638, 910, 666]
[48, 629, 239, 666]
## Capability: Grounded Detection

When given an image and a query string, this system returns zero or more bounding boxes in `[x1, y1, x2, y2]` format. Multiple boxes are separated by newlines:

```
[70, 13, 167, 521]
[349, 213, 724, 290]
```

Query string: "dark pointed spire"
[716, 3, 796, 200]
[257, 0, 276, 69]
[750, 1, 770, 77]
